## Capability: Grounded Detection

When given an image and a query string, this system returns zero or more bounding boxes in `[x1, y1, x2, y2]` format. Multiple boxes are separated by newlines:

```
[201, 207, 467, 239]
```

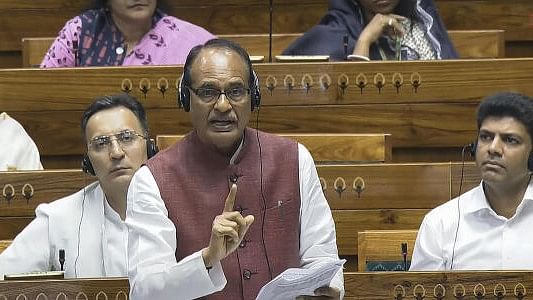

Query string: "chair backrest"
[357, 229, 419, 271]
[0, 240, 13, 254]
[156, 133, 392, 163]
[0, 170, 91, 240]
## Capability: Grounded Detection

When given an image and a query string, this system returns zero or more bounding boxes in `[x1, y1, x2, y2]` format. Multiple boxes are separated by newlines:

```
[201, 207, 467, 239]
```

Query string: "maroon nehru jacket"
[146, 128, 301, 299]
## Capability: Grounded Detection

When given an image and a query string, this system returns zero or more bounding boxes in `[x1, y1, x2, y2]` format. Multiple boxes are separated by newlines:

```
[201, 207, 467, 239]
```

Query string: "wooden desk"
[2, 59, 533, 166]
[344, 271, 533, 299]
[1, 271, 533, 299]
[157, 133, 392, 163]
[0, 278, 129, 300]
[357, 230, 418, 272]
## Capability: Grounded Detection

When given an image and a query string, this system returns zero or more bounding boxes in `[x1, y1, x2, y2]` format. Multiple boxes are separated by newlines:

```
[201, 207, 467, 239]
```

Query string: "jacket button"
[239, 239, 247, 248]
[243, 269, 252, 280]
[229, 174, 238, 183]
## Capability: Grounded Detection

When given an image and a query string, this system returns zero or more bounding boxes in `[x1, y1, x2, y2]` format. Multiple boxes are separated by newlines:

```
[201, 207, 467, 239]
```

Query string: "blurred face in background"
[357, 0, 401, 19]
[108, 0, 157, 25]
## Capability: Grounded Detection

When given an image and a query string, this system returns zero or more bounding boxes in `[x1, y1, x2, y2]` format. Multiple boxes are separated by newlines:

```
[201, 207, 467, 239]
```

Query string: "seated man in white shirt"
[0, 94, 156, 278]
[410, 92, 533, 270]
[0, 112, 43, 171]
[126, 39, 343, 300]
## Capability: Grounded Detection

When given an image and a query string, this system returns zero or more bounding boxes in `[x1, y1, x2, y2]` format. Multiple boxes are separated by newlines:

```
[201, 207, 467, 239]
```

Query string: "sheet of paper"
[255, 259, 346, 300]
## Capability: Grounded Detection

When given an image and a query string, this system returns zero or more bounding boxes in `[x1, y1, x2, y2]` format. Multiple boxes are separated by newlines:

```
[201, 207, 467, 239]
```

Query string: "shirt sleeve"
[15, 135, 43, 170]
[40, 16, 81, 68]
[126, 166, 226, 300]
[297, 143, 345, 297]
[0, 204, 51, 278]
[409, 213, 446, 271]
[0, 114, 43, 171]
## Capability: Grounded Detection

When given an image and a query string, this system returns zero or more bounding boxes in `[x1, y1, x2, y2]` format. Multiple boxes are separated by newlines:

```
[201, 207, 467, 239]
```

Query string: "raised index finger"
[223, 184, 237, 212]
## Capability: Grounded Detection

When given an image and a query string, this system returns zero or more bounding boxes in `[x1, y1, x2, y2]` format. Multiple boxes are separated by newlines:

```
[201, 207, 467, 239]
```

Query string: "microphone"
[343, 35, 348, 60]
[268, 0, 273, 62]
[401, 243, 408, 271]
[72, 40, 79, 67]
[59, 249, 65, 271]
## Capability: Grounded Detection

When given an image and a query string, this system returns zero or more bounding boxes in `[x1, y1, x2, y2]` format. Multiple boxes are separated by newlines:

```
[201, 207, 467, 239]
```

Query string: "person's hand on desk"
[296, 286, 341, 299]
[201, 184, 255, 269]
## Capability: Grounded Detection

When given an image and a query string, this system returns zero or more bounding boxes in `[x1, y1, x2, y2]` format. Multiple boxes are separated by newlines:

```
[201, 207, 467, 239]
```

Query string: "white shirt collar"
[463, 179, 533, 215]
[103, 194, 123, 224]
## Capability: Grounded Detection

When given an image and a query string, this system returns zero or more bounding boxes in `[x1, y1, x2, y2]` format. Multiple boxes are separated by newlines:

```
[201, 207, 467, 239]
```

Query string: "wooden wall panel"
[437, 0, 533, 42]
[0, 0, 531, 52]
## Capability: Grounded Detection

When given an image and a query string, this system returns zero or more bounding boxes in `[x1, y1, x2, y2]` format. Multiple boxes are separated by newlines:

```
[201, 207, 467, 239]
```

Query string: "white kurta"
[126, 143, 344, 300]
[0, 182, 127, 278]
[410, 180, 533, 271]
[0, 112, 43, 171]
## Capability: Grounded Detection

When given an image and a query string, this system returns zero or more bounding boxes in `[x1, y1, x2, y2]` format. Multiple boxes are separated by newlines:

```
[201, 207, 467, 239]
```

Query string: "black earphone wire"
[450, 144, 470, 270]
[255, 103, 274, 280]
[74, 172, 88, 277]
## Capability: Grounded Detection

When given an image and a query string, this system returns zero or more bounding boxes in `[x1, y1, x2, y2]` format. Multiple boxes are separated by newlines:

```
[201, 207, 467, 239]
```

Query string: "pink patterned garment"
[41, 10, 215, 67]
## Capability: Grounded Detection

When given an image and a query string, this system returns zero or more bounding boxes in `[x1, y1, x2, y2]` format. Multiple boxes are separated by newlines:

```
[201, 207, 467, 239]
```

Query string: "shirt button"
[229, 174, 238, 183]
[239, 240, 247, 248]
[235, 205, 244, 214]
[243, 269, 252, 280]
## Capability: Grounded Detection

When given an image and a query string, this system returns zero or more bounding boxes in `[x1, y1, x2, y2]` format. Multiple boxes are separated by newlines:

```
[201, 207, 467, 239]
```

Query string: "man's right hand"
[202, 184, 255, 268]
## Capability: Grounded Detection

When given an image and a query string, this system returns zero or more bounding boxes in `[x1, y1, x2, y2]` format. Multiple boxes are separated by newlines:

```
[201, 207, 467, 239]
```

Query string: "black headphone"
[178, 69, 261, 112]
[469, 140, 533, 172]
[82, 139, 158, 176]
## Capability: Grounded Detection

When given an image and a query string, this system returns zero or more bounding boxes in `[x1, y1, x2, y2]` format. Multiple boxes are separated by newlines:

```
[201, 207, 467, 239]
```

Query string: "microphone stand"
[269, 0, 273, 62]
[401, 243, 408, 271]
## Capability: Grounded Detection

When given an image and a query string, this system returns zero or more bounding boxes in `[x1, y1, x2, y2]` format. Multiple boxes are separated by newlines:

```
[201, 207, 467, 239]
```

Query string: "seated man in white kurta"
[0, 112, 43, 171]
[0, 94, 153, 278]
[410, 92, 533, 270]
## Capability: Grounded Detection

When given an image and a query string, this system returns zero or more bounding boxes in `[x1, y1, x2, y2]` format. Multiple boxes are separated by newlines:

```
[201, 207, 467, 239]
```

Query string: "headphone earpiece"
[178, 74, 191, 112]
[469, 141, 477, 158]
[146, 138, 159, 158]
[250, 69, 261, 111]
[81, 154, 96, 176]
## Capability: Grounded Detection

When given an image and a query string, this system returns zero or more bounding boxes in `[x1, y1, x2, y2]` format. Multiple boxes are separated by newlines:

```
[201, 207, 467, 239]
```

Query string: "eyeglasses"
[186, 85, 250, 103]
[88, 130, 146, 152]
